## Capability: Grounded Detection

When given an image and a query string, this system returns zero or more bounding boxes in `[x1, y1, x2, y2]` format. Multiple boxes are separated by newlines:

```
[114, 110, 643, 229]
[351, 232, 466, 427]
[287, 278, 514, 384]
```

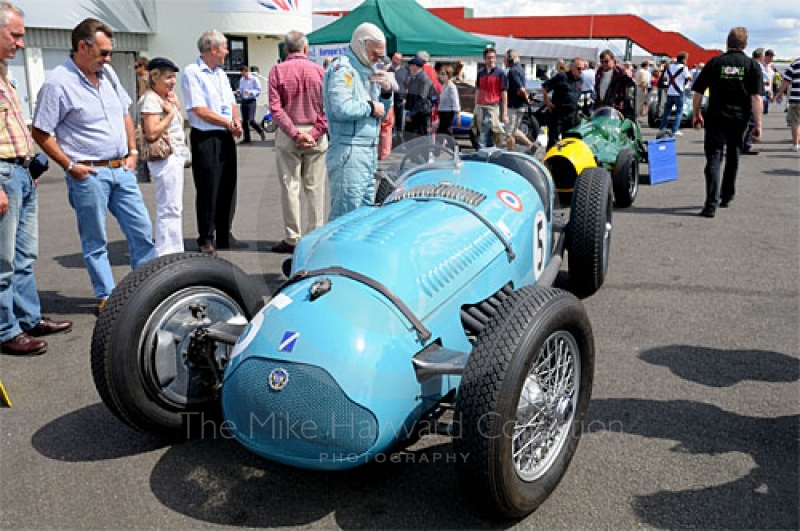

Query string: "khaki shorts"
[787, 102, 800, 127]
[506, 107, 526, 140]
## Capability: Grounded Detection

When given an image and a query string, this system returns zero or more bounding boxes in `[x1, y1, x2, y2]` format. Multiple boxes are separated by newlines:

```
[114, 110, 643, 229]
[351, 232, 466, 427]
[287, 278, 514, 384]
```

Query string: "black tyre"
[611, 148, 639, 208]
[453, 286, 594, 520]
[519, 115, 541, 144]
[568, 167, 613, 297]
[647, 103, 658, 128]
[91, 253, 264, 437]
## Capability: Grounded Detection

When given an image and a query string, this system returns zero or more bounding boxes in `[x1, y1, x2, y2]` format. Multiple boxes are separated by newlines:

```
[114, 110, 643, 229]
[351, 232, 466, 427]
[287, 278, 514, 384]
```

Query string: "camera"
[28, 153, 49, 180]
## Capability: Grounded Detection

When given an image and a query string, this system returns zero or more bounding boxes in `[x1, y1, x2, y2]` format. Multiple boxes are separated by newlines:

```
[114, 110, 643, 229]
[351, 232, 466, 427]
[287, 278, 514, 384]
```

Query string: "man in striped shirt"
[773, 58, 800, 152]
[1, 2, 72, 356]
[268, 30, 328, 254]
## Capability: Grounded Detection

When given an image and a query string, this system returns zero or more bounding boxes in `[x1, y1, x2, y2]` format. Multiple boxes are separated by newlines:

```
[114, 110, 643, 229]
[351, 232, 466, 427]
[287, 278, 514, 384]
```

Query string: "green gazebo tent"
[308, 0, 493, 57]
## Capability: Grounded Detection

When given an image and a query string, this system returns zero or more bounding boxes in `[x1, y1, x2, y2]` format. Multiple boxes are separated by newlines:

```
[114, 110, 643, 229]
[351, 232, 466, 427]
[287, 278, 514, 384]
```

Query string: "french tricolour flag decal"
[279, 331, 299, 352]
[497, 190, 523, 212]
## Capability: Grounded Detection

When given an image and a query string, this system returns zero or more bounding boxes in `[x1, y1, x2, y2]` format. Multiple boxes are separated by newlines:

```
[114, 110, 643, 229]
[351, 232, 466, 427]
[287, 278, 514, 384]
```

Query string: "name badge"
[221, 105, 231, 118]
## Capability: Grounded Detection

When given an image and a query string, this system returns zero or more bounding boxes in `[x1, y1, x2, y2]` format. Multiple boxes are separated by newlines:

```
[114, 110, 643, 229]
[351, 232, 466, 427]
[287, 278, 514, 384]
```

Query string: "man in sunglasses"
[595, 49, 635, 118]
[32, 18, 156, 315]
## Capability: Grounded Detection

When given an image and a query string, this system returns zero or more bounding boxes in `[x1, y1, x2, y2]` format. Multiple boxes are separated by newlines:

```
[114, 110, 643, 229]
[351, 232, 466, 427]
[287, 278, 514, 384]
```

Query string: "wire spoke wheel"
[512, 330, 579, 482]
[454, 286, 594, 520]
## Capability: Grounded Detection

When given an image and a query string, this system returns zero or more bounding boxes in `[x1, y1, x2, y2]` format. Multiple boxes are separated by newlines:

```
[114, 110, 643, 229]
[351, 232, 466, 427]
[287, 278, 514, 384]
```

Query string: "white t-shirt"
[139, 90, 189, 157]
[664, 63, 691, 96]
[597, 70, 613, 101]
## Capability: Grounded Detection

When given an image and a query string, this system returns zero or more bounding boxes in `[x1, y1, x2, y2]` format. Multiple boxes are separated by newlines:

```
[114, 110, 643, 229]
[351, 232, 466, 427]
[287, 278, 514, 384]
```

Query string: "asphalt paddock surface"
[2, 111, 798, 530]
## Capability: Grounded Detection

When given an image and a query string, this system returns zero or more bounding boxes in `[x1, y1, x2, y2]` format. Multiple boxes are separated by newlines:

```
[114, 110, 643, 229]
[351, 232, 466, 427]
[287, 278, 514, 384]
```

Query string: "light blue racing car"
[91, 136, 612, 520]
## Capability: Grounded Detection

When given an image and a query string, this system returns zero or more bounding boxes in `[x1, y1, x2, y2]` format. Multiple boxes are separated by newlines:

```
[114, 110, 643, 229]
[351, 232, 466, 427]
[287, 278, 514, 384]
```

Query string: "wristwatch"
[66, 161, 76, 172]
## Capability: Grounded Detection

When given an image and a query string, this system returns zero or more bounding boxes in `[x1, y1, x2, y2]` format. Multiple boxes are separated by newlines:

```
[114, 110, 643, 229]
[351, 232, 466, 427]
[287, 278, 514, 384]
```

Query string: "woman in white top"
[139, 57, 190, 256]
[436, 65, 461, 136]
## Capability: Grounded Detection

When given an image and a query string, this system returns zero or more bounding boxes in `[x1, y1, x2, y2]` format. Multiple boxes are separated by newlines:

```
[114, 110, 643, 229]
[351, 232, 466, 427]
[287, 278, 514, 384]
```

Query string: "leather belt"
[0, 156, 31, 168]
[77, 158, 126, 168]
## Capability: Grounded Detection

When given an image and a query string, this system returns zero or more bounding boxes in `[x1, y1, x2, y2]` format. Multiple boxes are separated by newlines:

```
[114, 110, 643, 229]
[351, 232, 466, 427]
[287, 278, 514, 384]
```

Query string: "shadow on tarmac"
[589, 344, 800, 529]
[641, 345, 800, 387]
[31, 403, 170, 461]
[27, 345, 798, 528]
[590, 398, 798, 530]
[146, 438, 511, 529]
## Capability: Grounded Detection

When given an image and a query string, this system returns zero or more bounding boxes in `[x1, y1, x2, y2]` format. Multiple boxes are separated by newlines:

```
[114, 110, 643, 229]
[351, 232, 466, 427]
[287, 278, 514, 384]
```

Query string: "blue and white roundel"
[497, 189, 523, 212]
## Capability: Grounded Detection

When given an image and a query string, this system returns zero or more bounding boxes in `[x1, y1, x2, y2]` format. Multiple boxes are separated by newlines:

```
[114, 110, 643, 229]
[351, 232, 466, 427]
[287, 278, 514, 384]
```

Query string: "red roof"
[316, 6, 722, 63]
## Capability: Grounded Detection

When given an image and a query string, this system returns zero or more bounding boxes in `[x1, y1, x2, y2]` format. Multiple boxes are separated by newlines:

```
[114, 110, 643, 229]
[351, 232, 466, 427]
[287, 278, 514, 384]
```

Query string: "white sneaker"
[674, 131, 683, 136]
[792, 145, 800, 152]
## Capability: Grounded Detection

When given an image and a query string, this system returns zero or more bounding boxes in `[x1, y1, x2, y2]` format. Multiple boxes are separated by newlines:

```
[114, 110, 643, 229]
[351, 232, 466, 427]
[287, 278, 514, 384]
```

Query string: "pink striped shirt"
[268, 53, 328, 141]
[0, 76, 34, 159]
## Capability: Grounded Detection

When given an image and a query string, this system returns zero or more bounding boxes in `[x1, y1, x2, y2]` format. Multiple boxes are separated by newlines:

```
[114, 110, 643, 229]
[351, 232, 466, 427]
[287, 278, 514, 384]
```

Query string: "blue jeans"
[0, 162, 41, 342]
[660, 93, 685, 134]
[65, 166, 156, 299]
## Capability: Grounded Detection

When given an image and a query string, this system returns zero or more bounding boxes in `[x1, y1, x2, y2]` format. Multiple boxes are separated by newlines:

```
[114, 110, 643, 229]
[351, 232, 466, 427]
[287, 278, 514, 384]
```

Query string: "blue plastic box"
[643, 138, 678, 185]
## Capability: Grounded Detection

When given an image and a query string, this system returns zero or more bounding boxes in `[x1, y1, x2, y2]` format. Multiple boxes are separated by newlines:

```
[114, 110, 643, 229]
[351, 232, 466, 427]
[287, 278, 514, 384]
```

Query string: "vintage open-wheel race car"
[543, 106, 648, 209]
[90, 136, 613, 520]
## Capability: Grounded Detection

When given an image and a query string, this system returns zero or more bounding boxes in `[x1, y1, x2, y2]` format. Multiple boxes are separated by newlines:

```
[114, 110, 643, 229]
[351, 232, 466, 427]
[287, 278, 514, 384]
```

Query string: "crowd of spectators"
[2, 7, 796, 357]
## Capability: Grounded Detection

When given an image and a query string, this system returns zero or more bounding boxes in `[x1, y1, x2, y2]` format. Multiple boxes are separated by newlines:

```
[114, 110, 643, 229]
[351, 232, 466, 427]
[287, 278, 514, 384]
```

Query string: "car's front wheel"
[91, 253, 264, 437]
[612, 148, 639, 208]
[568, 167, 613, 297]
[453, 286, 594, 520]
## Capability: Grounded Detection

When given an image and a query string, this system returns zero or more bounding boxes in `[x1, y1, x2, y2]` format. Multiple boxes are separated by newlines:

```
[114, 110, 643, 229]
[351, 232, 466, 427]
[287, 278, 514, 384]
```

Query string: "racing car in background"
[543, 103, 648, 209]
[91, 137, 613, 520]
[647, 87, 707, 130]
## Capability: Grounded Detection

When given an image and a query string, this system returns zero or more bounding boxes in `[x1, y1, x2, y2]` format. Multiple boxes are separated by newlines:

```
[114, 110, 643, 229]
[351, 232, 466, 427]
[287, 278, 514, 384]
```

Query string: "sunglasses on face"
[83, 40, 112, 57]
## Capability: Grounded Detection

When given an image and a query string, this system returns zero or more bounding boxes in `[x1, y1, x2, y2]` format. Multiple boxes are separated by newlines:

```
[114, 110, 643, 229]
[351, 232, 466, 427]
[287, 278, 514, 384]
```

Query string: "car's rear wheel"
[91, 253, 264, 437]
[612, 148, 639, 208]
[261, 118, 278, 133]
[519, 114, 541, 145]
[454, 286, 594, 520]
[647, 103, 659, 128]
[568, 167, 613, 297]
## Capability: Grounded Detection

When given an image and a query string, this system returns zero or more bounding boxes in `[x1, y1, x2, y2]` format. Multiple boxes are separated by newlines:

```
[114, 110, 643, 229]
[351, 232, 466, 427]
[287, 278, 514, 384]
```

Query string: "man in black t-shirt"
[692, 27, 764, 217]
[542, 57, 586, 149]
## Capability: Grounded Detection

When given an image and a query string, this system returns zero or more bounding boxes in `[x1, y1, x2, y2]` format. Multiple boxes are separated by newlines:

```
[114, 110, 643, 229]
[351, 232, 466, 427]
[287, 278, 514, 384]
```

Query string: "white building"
[12, 0, 314, 121]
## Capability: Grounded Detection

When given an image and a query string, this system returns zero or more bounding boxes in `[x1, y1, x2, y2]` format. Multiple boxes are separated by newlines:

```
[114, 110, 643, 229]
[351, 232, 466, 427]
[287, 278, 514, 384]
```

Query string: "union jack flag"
[258, 0, 299, 10]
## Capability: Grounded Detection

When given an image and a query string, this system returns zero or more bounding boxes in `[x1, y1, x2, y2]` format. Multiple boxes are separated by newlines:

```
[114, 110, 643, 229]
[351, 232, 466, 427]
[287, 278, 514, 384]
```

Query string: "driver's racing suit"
[323, 47, 392, 220]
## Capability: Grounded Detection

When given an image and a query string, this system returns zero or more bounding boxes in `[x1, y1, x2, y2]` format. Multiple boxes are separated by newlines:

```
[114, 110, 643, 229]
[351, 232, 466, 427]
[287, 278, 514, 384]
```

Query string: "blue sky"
[313, 0, 800, 62]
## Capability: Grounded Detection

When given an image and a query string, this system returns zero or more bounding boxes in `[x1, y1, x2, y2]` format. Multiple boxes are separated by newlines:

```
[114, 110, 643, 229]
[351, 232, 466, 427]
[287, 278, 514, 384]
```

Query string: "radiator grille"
[224, 359, 378, 460]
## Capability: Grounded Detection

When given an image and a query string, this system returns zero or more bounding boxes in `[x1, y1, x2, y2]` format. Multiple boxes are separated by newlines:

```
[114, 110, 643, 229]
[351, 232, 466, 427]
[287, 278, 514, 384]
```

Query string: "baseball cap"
[765, 49, 775, 56]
